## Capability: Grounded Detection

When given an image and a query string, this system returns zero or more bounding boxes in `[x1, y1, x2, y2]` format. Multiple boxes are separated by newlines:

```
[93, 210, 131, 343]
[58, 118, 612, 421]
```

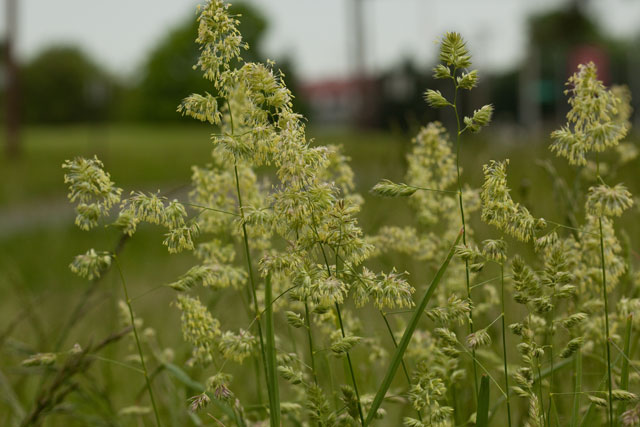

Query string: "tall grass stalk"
[499, 263, 512, 426]
[451, 67, 480, 399]
[113, 256, 161, 426]
[234, 160, 275, 418]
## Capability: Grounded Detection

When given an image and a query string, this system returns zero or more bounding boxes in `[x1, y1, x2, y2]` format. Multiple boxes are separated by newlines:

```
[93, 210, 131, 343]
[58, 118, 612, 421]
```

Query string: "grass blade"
[476, 375, 490, 427]
[364, 229, 463, 425]
[265, 273, 281, 426]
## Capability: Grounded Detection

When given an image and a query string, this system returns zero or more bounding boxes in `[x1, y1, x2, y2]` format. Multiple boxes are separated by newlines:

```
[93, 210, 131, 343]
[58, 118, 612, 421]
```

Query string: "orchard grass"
[3, 1, 640, 426]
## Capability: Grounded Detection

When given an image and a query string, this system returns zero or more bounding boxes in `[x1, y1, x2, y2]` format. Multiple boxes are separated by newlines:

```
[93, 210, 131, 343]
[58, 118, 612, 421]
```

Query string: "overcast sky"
[3, 0, 640, 81]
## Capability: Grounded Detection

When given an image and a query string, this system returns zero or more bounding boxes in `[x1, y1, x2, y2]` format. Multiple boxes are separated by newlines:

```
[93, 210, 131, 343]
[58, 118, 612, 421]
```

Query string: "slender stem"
[113, 256, 161, 426]
[500, 264, 512, 427]
[599, 216, 614, 426]
[537, 360, 548, 427]
[547, 293, 557, 425]
[304, 300, 318, 385]
[452, 71, 479, 399]
[335, 303, 365, 426]
[234, 162, 273, 416]
[571, 348, 582, 427]
[309, 206, 365, 425]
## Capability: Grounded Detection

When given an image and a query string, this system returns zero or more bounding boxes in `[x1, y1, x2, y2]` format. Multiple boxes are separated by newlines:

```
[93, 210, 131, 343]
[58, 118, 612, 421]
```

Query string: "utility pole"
[5, 0, 20, 158]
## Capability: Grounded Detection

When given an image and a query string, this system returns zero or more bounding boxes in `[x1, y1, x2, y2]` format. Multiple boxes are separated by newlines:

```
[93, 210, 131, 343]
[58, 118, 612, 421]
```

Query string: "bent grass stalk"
[113, 256, 161, 426]
[365, 229, 462, 425]
[476, 375, 490, 427]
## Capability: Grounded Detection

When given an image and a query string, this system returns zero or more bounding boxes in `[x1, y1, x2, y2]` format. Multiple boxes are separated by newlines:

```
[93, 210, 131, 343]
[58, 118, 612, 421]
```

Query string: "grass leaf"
[364, 229, 463, 425]
[476, 375, 490, 427]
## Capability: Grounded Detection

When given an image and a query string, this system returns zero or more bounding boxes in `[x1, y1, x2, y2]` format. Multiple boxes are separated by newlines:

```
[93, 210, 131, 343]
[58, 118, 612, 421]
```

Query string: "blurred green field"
[1, 124, 639, 425]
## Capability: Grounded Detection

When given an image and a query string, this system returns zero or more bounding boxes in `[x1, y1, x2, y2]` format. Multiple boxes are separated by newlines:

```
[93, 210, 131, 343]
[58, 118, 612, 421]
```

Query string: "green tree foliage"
[20, 46, 116, 123]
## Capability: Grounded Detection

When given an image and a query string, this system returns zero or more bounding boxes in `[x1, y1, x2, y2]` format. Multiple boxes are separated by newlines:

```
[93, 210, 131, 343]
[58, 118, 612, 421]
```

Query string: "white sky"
[3, 0, 640, 81]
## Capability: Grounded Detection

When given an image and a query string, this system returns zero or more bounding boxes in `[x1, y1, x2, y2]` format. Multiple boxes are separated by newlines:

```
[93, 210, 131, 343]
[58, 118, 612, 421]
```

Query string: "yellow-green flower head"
[63, 156, 122, 230]
[175, 295, 221, 365]
[586, 183, 633, 217]
[481, 159, 544, 242]
[69, 249, 112, 280]
[438, 32, 471, 69]
[551, 62, 628, 166]
[195, 0, 247, 86]
[219, 329, 255, 363]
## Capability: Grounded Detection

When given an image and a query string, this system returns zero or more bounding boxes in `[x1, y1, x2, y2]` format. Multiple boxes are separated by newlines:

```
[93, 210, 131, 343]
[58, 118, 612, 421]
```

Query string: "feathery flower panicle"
[371, 226, 438, 261]
[168, 264, 246, 291]
[551, 62, 628, 165]
[163, 223, 199, 254]
[175, 295, 221, 365]
[195, 0, 247, 86]
[580, 215, 626, 291]
[278, 365, 303, 384]
[330, 335, 362, 356]
[466, 328, 492, 349]
[405, 122, 459, 226]
[188, 393, 211, 412]
[559, 337, 583, 358]
[69, 249, 112, 280]
[613, 390, 638, 403]
[178, 93, 222, 124]
[311, 276, 348, 306]
[63, 156, 122, 230]
[457, 69, 478, 90]
[616, 142, 639, 164]
[424, 89, 450, 108]
[371, 179, 417, 198]
[511, 255, 540, 305]
[438, 32, 471, 69]
[219, 329, 255, 363]
[482, 238, 507, 263]
[562, 312, 588, 329]
[121, 192, 168, 226]
[426, 295, 471, 326]
[622, 405, 640, 427]
[432, 64, 451, 80]
[481, 159, 545, 241]
[285, 311, 305, 329]
[22, 352, 57, 367]
[586, 183, 634, 217]
[611, 85, 633, 129]
[368, 269, 415, 310]
[206, 372, 234, 402]
[464, 104, 494, 133]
